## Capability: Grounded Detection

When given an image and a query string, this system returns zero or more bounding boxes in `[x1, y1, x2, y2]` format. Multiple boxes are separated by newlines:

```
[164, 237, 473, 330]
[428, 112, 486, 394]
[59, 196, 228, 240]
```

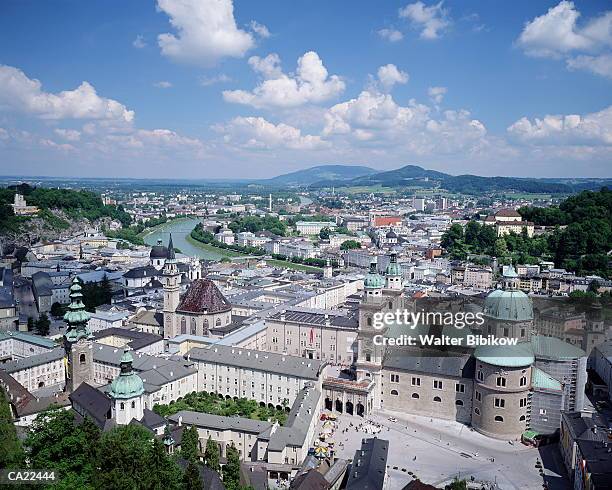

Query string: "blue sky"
[0, 0, 610, 178]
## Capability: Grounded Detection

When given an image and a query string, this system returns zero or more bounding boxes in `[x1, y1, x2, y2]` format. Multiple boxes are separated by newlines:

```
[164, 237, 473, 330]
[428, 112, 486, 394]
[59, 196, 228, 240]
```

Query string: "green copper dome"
[385, 253, 402, 277]
[109, 349, 144, 400]
[474, 343, 534, 368]
[483, 289, 533, 322]
[364, 260, 384, 289]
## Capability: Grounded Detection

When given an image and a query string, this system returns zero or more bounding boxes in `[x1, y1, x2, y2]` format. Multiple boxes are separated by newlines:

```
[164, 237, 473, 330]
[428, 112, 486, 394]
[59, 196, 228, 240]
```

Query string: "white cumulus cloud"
[216, 116, 329, 150]
[428, 86, 447, 104]
[153, 81, 173, 88]
[133, 35, 146, 49]
[157, 0, 255, 66]
[399, 1, 450, 40]
[223, 51, 345, 109]
[516, 1, 612, 79]
[0, 65, 134, 122]
[377, 64, 409, 90]
[378, 28, 404, 42]
[507, 106, 612, 145]
[54, 129, 81, 141]
[250, 20, 270, 38]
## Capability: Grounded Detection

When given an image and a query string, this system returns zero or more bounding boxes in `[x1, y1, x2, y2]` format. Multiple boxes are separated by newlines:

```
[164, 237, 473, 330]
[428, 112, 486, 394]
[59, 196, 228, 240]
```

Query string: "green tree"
[26, 408, 98, 488]
[0, 388, 24, 468]
[441, 224, 464, 249]
[494, 238, 509, 258]
[340, 239, 361, 250]
[50, 302, 65, 318]
[182, 460, 203, 489]
[445, 478, 468, 490]
[181, 425, 199, 463]
[35, 313, 51, 336]
[319, 227, 332, 240]
[145, 438, 182, 490]
[204, 436, 220, 472]
[223, 443, 241, 490]
[96, 424, 167, 489]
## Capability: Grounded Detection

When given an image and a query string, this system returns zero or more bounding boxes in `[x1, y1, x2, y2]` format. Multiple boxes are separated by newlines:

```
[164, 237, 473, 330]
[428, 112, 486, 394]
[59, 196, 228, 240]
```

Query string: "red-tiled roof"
[177, 278, 231, 314]
[373, 216, 401, 227]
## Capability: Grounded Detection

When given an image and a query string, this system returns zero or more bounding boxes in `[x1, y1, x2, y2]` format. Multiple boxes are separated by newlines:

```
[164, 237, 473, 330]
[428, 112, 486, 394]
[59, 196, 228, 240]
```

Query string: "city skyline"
[0, 0, 611, 179]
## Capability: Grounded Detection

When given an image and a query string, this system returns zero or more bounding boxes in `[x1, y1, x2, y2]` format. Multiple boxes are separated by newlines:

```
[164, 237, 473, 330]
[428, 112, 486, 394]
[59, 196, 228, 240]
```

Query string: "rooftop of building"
[186, 344, 322, 380]
[345, 437, 389, 490]
[176, 278, 232, 315]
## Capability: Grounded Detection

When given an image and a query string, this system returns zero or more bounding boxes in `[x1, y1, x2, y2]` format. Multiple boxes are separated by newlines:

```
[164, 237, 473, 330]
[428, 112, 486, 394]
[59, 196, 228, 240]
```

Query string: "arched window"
[519, 415, 526, 421]
[79, 353, 86, 364]
[203, 318, 209, 327]
[180, 317, 186, 334]
[455, 400, 464, 406]
[190, 317, 197, 335]
[474, 407, 480, 415]
[520, 376, 527, 386]
[367, 317, 372, 327]
[495, 415, 504, 422]
[477, 371, 484, 381]
[131, 401, 135, 409]
[433, 396, 442, 403]
[411, 393, 420, 399]
[120, 402, 124, 410]
[215, 318, 221, 327]
[390, 389, 399, 396]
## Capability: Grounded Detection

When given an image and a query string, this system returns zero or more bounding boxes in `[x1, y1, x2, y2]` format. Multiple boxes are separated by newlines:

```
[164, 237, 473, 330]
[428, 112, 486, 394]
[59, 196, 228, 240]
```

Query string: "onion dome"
[109, 348, 144, 399]
[364, 260, 385, 289]
[63, 277, 92, 343]
[385, 252, 402, 277]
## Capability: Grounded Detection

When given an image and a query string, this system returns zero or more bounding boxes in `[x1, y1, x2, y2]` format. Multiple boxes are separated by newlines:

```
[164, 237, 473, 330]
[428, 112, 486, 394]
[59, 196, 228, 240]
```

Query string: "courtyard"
[316, 409, 570, 490]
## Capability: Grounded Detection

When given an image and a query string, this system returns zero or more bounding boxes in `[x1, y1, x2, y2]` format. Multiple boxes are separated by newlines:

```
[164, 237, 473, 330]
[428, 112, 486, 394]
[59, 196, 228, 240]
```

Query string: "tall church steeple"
[162, 233, 181, 338]
[63, 277, 93, 392]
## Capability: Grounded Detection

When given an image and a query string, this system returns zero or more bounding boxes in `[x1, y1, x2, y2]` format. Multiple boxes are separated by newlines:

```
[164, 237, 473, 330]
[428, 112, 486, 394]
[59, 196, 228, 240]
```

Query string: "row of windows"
[389, 391, 467, 406]
[473, 408, 526, 423]
[476, 371, 528, 387]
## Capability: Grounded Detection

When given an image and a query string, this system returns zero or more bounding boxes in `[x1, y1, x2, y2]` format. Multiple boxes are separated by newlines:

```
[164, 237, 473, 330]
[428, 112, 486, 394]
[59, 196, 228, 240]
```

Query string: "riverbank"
[184, 234, 243, 258]
[139, 216, 195, 239]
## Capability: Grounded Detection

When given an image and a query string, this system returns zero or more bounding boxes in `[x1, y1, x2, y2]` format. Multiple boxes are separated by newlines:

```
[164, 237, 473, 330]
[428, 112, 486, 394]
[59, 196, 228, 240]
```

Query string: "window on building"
[494, 398, 505, 408]
[455, 383, 465, 393]
[367, 317, 372, 327]
[190, 317, 196, 335]
[494, 415, 504, 422]
[390, 389, 399, 396]
[120, 402, 124, 410]
[520, 376, 527, 386]
[455, 400, 464, 406]
[365, 353, 371, 362]
[496, 377, 506, 387]
[411, 377, 420, 386]
[131, 401, 135, 409]
[519, 415, 526, 421]
[503, 328, 509, 337]
[475, 391, 481, 402]
[539, 408, 547, 415]
[411, 393, 419, 399]
[477, 371, 484, 381]
[433, 396, 442, 403]
[433, 380, 443, 390]
[474, 408, 480, 415]
[520, 328, 526, 337]
[390, 374, 400, 383]
[215, 318, 221, 326]
[79, 353, 86, 364]
[180, 317, 186, 334]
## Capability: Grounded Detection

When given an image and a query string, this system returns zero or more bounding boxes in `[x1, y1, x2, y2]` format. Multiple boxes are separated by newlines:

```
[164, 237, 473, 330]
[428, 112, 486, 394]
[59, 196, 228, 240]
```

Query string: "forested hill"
[441, 187, 611, 278]
[0, 183, 131, 236]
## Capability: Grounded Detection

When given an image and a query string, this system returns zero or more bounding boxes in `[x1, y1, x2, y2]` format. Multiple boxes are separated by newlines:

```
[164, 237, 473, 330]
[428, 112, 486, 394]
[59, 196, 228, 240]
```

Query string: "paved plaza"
[315, 409, 570, 490]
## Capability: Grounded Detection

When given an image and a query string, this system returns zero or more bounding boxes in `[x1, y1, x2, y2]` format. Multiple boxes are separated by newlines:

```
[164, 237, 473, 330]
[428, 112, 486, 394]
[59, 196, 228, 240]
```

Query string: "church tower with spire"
[63, 277, 94, 392]
[162, 234, 181, 338]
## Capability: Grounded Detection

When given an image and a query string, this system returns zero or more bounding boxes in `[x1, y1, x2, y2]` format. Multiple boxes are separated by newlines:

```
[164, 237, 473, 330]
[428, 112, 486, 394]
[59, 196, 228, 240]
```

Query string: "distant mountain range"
[285, 164, 611, 194]
[264, 165, 377, 185]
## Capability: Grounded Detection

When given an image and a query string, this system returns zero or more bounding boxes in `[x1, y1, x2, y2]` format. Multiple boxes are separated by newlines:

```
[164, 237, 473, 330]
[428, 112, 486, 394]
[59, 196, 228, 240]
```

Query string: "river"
[143, 218, 225, 260]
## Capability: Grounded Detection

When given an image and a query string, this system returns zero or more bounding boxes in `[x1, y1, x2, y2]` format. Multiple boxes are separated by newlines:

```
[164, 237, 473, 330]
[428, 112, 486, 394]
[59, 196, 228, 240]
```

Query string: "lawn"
[153, 391, 288, 425]
[185, 234, 244, 258]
